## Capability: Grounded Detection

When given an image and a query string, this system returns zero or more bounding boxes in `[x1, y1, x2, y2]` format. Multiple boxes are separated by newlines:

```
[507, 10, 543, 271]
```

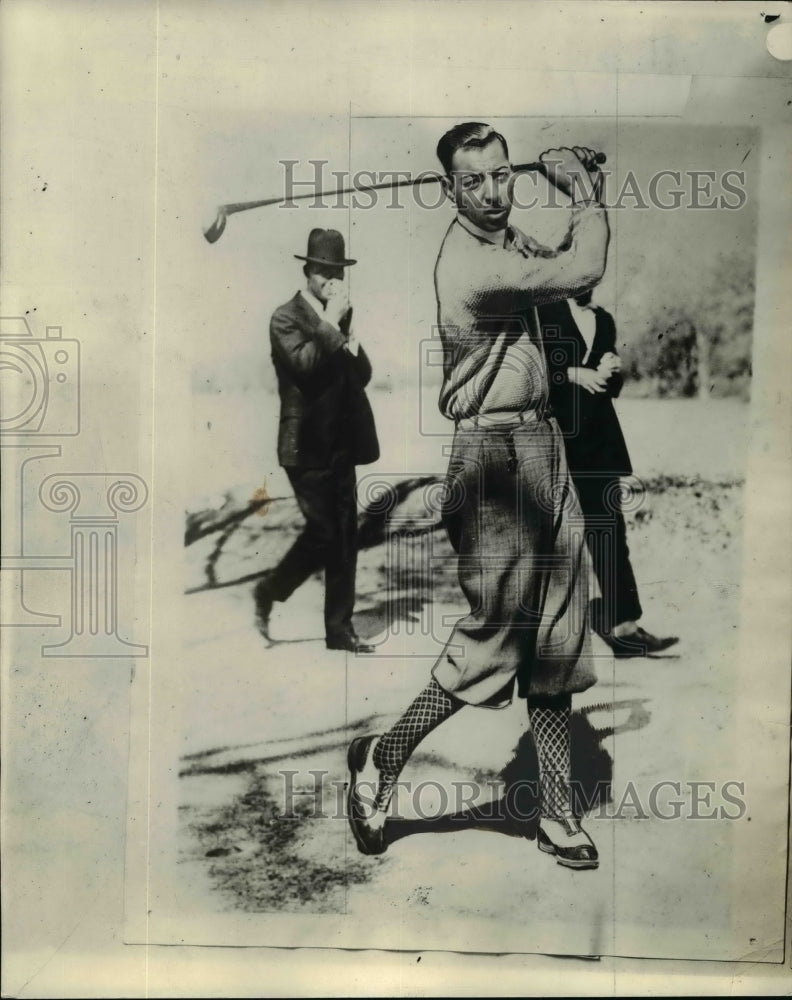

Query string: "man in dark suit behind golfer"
[254, 228, 379, 653]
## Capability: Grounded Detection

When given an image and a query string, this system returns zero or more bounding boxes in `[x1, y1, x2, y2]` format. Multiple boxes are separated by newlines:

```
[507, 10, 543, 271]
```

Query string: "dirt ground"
[176, 394, 760, 960]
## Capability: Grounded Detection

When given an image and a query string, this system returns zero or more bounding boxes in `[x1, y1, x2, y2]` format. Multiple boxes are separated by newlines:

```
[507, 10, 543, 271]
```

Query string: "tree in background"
[620, 251, 755, 400]
[700, 251, 755, 399]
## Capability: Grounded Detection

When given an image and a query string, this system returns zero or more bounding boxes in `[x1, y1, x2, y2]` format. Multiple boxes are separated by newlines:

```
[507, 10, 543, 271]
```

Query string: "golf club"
[203, 153, 607, 243]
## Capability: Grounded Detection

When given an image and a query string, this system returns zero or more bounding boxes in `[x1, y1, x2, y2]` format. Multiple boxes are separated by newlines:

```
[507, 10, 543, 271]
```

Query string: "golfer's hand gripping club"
[538, 147, 606, 203]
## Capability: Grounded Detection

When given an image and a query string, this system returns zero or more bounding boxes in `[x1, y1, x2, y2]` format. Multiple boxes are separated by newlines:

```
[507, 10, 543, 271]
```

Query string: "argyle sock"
[371, 678, 461, 810]
[528, 694, 575, 822]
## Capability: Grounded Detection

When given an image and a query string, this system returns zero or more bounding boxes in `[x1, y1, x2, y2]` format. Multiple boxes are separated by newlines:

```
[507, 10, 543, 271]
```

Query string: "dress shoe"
[602, 626, 679, 658]
[253, 577, 274, 638]
[537, 817, 599, 870]
[326, 631, 375, 654]
[347, 735, 388, 855]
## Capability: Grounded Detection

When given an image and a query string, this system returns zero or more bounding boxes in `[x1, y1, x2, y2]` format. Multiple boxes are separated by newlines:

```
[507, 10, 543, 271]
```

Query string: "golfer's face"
[449, 141, 512, 233]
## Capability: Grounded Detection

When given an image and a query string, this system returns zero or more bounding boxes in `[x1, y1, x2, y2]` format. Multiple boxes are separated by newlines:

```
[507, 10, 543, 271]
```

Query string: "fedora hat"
[294, 228, 356, 267]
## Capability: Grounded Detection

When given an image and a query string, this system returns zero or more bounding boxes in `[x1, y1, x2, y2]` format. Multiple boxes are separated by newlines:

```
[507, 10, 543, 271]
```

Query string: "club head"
[203, 208, 227, 244]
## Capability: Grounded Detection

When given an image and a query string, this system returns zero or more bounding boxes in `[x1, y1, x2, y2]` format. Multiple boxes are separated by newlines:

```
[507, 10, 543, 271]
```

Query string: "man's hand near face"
[324, 278, 351, 327]
[324, 278, 359, 354]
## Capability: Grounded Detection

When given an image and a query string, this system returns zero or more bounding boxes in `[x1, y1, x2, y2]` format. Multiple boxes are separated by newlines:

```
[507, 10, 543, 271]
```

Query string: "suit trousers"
[267, 461, 358, 638]
[571, 472, 643, 633]
[432, 417, 597, 707]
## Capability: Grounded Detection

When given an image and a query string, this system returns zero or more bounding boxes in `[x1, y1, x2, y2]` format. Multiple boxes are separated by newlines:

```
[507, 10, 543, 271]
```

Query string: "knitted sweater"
[434, 204, 609, 421]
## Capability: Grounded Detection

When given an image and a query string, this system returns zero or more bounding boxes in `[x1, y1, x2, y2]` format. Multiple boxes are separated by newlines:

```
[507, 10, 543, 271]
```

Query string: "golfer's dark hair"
[436, 123, 509, 176]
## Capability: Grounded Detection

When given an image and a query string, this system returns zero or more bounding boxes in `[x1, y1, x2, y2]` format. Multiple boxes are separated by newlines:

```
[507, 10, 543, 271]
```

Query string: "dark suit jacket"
[269, 292, 380, 469]
[539, 300, 632, 476]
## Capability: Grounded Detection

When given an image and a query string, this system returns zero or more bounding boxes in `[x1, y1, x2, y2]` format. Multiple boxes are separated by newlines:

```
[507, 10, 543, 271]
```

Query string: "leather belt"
[455, 406, 552, 431]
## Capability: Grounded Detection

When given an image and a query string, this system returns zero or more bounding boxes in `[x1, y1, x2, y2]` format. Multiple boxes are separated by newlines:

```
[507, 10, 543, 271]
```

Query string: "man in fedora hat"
[254, 228, 380, 653]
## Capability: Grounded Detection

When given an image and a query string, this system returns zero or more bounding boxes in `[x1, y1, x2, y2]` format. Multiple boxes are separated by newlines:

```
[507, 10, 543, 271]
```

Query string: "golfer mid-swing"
[347, 123, 610, 869]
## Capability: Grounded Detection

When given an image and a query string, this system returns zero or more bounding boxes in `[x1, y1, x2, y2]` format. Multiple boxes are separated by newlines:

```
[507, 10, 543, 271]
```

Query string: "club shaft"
[219, 154, 606, 216]
[220, 168, 529, 215]
[203, 151, 607, 241]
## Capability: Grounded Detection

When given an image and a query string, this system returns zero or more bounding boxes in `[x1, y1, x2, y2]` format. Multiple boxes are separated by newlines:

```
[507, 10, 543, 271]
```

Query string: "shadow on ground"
[177, 701, 643, 912]
[386, 706, 617, 848]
